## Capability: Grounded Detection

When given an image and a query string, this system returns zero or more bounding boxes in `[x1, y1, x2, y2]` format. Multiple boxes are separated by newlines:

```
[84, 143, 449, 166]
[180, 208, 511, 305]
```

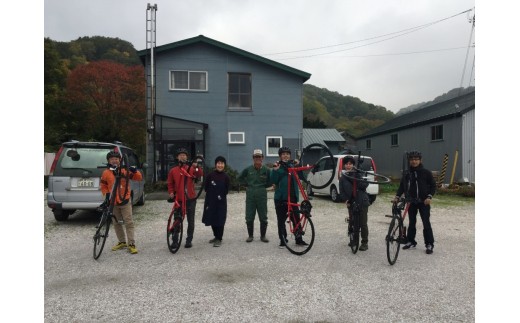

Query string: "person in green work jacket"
[238, 149, 272, 243]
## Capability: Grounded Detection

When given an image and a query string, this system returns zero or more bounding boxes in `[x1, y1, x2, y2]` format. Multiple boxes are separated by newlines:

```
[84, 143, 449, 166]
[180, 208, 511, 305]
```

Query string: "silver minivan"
[306, 154, 379, 203]
[47, 141, 146, 221]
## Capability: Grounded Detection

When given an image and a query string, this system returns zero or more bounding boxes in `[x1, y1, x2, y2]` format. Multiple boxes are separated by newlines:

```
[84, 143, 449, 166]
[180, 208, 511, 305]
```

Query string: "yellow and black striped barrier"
[438, 153, 449, 187]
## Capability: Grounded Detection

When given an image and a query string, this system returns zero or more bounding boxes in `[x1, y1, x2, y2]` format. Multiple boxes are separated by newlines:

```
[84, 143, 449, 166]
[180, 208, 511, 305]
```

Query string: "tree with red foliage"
[65, 60, 146, 155]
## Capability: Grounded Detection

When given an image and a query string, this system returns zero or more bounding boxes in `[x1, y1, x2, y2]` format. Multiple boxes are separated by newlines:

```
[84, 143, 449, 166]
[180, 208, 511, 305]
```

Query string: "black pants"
[211, 225, 225, 240]
[274, 199, 302, 242]
[407, 202, 434, 247]
[174, 199, 197, 242]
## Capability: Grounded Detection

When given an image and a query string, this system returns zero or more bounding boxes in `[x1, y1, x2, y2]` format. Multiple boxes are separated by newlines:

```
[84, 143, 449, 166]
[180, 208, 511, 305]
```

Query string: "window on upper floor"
[228, 132, 245, 144]
[390, 133, 398, 147]
[266, 136, 282, 157]
[366, 139, 372, 150]
[228, 73, 252, 110]
[170, 70, 207, 91]
[431, 124, 444, 141]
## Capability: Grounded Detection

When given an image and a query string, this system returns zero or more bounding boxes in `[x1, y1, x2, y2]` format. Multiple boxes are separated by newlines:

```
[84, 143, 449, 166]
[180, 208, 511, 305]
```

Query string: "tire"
[300, 143, 335, 190]
[386, 216, 402, 265]
[306, 183, 314, 197]
[348, 210, 360, 254]
[283, 211, 315, 256]
[167, 211, 183, 254]
[93, 212, 111, 260]
[53, 209, 71, 222]
[136, 191, 145, 206]
[330, 185, 341, 203]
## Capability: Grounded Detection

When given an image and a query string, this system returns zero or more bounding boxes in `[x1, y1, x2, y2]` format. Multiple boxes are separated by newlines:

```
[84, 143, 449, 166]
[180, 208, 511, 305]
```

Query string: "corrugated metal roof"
[302, 128, 345, 148]
[358, 91, 475, 139]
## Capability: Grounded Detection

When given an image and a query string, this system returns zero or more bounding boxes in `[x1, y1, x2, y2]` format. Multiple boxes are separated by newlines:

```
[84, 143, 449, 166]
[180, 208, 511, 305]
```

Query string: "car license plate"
[71, 177, 99, 189]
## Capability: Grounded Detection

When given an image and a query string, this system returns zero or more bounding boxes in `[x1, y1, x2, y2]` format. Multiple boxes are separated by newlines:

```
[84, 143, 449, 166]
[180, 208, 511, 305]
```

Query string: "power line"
[263, 8, 473, 59]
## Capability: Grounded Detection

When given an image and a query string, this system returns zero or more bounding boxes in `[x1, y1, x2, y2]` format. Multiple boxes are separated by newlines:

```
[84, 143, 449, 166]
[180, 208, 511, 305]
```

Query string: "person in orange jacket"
[167, 148, 204, 249]
[100, 150, 143, 254]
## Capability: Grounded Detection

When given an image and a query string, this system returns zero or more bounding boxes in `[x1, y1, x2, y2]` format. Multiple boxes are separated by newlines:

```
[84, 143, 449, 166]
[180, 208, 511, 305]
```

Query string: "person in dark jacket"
[202, 156, 230, 247]
[339, 156, 371, 251]
[393, 150, 436, 254]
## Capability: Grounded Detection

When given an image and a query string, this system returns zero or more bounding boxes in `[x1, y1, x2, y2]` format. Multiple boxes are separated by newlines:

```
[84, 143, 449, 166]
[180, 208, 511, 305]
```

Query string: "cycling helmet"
[342, 156, 355, 165]
[106, 150, 121, 161]
[175, 147, 189, 157]
[407, 150, 422, 159]
[278, 146, 291, 156]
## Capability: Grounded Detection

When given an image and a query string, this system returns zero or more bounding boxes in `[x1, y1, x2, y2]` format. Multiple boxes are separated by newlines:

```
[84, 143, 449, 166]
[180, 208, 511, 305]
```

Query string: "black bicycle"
[385, 197, 411, 265]
[340, 152, 391, 254]
[93, 154, 130, 260]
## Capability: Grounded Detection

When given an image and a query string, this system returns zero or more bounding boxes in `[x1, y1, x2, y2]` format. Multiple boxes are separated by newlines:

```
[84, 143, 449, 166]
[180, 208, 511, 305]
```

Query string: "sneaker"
[128, 244, 138, 254]
[111, 242, 127, 251]
[246, 236, 254, 243]
[209, 238, 217, 243]
[426, 244, 434, 254]
[213, 239, 222, 247]
[185, 241, 192, 248]
[260, 236, 269, 243]
[402, 242, 417, 250]
[359, 243, 368, 251]
[296, 239, 308, 246]
[279, 241, 286, 249]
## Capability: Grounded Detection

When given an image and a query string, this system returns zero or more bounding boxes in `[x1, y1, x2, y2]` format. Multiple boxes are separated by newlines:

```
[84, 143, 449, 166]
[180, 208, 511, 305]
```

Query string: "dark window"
[391, 134, 398, 146]
[366, 139, 371, 150]
[431, 125, 443, 141]
[228, 73, 252, 109]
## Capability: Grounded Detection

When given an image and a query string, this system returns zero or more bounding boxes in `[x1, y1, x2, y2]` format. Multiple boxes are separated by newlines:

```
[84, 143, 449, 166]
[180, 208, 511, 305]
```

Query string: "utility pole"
[458, 8, 475, 96]
[146, 3, 158, 183]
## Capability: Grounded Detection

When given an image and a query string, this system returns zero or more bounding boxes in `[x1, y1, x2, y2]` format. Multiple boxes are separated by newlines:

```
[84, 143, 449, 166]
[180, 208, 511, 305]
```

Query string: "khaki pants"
[112, 202, 135, 245]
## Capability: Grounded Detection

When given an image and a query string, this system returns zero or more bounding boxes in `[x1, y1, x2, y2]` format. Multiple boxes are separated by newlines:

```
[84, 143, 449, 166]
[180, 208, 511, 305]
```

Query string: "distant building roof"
[303, 128, 345, 148]
[358, 90, 475, 139]
[137, 35, 311, 82]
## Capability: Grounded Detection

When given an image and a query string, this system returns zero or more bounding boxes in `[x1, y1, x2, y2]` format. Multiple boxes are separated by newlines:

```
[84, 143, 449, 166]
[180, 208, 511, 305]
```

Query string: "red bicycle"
[276, 143, 335, 255]
[166, 156, 204, 254]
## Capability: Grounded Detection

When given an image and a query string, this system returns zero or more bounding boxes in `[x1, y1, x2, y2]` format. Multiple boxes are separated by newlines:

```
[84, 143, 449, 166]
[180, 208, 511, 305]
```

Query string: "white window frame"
[170, 70, 208, 91]
[228, 132, 245, 144]
[266, 136, 282, 157]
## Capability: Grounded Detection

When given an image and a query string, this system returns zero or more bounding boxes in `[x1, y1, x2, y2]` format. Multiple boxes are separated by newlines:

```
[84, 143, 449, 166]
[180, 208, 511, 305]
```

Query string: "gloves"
[129, 166, 137, 173]
[97, 193, 110, 211]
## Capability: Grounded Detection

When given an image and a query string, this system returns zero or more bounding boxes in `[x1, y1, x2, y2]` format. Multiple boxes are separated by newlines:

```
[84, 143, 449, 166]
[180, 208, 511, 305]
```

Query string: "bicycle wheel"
[300, 143, 335, 190]
[341, 170, 392, 185]
[348, 212, 360, 254]
[93, 212, 111, 260]
[166, 212, 183, 254]
[386, 216, 402, 265]
[283, 211, 315, 256]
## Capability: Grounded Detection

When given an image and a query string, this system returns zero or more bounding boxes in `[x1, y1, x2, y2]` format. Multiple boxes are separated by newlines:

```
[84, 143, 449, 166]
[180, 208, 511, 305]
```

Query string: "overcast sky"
[44, 0, 476, 113]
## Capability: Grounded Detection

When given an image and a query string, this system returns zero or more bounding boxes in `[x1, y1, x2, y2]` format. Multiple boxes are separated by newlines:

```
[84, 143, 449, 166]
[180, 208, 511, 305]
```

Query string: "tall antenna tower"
[458, 8, 475, 95]
[146, 3, 157, 183]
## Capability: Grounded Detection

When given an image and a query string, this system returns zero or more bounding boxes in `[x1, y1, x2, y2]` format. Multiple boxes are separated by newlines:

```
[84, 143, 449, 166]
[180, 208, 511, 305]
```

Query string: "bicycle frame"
[285, 162, 314, 234]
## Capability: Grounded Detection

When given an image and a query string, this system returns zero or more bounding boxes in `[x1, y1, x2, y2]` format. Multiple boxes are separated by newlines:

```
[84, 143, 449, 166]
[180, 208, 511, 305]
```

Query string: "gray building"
[138, 35, 311, 181]
[356, 91, 475, 184]
[301, 128, 345, 164]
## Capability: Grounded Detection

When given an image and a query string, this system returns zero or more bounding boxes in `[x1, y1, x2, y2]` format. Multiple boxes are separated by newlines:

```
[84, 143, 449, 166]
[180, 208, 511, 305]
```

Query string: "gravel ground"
[44, 190, 475, 322]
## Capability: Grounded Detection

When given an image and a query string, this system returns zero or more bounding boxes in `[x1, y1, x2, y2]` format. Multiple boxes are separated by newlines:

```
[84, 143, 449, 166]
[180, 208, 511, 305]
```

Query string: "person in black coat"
[339, 156, 371, 251]
[393, 150, 436, 254]
[202, 156, 230, 247]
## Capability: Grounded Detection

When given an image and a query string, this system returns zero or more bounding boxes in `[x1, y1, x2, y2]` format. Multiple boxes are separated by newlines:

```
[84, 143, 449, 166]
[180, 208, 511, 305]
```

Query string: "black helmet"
[342, 156, 355, 165]
[278, 146, 291, 156]
[176, 147, 189, 157]
[407, 150, 422, 159]
[106, 150, 121, 161]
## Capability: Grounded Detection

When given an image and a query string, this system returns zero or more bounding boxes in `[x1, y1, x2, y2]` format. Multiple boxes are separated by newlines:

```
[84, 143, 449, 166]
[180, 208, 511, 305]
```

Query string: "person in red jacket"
[100, 150, 143, 254]
[167, 148, 204, 248]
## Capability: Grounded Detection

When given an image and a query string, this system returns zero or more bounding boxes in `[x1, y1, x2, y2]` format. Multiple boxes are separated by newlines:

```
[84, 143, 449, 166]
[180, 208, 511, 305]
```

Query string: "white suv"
[306, 154, 379, 204]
